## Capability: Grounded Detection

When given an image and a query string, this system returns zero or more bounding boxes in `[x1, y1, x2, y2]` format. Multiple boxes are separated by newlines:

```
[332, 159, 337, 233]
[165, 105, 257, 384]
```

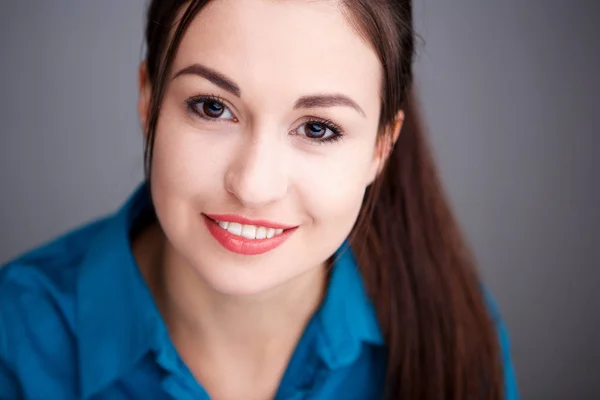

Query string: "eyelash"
[301, 117, 344, 144]
[184, 95, 344, 144]
[185, 94, 235, 122]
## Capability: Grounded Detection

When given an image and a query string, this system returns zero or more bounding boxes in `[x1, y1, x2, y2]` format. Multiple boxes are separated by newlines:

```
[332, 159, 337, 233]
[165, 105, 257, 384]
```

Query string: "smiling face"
[139, 0, 387, 295]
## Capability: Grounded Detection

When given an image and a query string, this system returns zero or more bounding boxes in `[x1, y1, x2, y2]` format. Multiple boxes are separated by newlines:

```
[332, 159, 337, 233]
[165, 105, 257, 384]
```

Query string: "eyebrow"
[294, 94, 366, 117]
[173, 63, 241, 97]
[173, 63, 366, 117]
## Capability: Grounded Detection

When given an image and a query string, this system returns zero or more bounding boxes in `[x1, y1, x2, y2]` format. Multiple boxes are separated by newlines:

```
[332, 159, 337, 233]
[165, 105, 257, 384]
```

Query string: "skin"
[135, 0, 403, 398]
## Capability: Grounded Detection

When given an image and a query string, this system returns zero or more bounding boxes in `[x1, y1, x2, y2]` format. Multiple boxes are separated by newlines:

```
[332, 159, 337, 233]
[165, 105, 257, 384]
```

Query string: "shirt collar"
[315, 242, 384, 369]
[76, 183, 164, 399]
[76, 183, 384, 397]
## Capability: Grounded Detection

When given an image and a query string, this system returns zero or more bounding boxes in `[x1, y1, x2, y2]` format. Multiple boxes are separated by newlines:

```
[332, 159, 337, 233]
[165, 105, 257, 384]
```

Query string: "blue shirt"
[0, 184, 519, 399]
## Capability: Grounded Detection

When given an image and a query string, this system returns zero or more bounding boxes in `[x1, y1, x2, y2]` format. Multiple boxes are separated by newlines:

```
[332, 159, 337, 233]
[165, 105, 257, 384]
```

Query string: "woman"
[0, 0, 519, 399]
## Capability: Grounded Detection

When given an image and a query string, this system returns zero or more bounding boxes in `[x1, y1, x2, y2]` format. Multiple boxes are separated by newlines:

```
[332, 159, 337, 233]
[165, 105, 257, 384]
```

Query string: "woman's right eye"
[187, 97, 235, 121]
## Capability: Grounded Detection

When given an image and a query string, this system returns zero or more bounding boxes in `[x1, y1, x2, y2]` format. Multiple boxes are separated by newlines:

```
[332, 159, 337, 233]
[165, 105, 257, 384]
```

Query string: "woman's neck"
[134, 220, 327, 397]
[160, 239, 326, 353]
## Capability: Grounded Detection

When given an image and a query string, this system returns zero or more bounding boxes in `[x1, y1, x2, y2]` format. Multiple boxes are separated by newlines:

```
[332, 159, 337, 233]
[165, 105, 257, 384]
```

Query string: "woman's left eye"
[187, 97, 235, 121]
[294, 120, 342, 142]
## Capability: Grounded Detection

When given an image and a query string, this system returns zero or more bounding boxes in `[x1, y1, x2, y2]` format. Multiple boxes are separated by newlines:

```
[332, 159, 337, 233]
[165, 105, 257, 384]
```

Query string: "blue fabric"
[0, 184, 518, 399]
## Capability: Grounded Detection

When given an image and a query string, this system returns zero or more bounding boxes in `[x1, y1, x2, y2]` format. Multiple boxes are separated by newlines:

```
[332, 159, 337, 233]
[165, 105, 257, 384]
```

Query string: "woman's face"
[141, 0, 385, 295]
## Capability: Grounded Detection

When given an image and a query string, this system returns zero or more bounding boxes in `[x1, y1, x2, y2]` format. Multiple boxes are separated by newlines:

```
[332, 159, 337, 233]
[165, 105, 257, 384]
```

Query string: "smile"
[214, 220, 284, 240]
[202, 214, 297, 255]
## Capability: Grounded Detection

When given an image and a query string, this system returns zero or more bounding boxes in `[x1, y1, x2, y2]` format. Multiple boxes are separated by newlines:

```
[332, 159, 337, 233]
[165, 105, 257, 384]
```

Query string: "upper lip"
[204, 213, 297, 230]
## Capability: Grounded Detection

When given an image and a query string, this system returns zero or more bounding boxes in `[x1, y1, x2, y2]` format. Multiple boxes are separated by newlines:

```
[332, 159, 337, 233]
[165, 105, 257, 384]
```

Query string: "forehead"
[172, 0, 382, 117]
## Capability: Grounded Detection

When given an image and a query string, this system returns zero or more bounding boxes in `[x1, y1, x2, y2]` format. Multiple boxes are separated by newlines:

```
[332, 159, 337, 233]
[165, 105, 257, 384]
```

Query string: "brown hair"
[142, 1, 504, 398]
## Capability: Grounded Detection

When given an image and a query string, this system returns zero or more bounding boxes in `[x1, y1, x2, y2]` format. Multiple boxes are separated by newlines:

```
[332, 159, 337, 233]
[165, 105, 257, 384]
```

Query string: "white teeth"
[227, 222, 243, 236]
[214, 220, 286, 240]
[218, 221, 229, 230]
[241, 225, 257, 239]
[256, 227, 267, 239]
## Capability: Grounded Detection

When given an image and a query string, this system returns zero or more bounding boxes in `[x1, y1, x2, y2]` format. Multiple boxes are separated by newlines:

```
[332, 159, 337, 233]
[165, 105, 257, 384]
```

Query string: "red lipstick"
[202, 214, 297, 256]
[205, 214, 295, 230]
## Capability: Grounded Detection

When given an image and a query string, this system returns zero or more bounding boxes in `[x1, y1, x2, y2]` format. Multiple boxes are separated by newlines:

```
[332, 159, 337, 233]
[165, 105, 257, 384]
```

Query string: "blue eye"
[187, 96, 235, 121]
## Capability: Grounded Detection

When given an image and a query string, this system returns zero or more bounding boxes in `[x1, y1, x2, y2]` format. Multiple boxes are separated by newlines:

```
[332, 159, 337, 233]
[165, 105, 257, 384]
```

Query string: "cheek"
[150, 113, 227, 198]
[293, 142, 374, 229]
[149, 111, 236, 256]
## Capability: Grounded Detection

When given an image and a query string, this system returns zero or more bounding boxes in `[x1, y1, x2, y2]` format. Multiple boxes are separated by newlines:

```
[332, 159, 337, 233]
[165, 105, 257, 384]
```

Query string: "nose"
[224, 136, 288, 209]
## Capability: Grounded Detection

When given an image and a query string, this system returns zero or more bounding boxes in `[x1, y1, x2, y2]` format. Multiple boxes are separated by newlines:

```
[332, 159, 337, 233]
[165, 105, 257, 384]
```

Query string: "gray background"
[0, 0, 598, 398]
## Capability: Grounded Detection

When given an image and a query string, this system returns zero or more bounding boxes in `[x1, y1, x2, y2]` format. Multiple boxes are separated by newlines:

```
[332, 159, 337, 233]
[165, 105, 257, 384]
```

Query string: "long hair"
[142, 1, 504, 398]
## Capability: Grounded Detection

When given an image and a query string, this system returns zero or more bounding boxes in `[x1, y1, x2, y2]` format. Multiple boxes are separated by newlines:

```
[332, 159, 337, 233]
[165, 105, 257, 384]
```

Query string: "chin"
[194, 260, 292, 297]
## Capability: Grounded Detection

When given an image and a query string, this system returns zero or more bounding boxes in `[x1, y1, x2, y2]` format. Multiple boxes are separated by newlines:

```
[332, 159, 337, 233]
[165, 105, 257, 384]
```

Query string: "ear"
[366, 110, 405, 185]
[137, 62, 152, 137]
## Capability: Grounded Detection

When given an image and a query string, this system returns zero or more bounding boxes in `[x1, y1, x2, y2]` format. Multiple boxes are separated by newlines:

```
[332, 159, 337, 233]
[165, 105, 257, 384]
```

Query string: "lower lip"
[202, 215, 297, 256]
